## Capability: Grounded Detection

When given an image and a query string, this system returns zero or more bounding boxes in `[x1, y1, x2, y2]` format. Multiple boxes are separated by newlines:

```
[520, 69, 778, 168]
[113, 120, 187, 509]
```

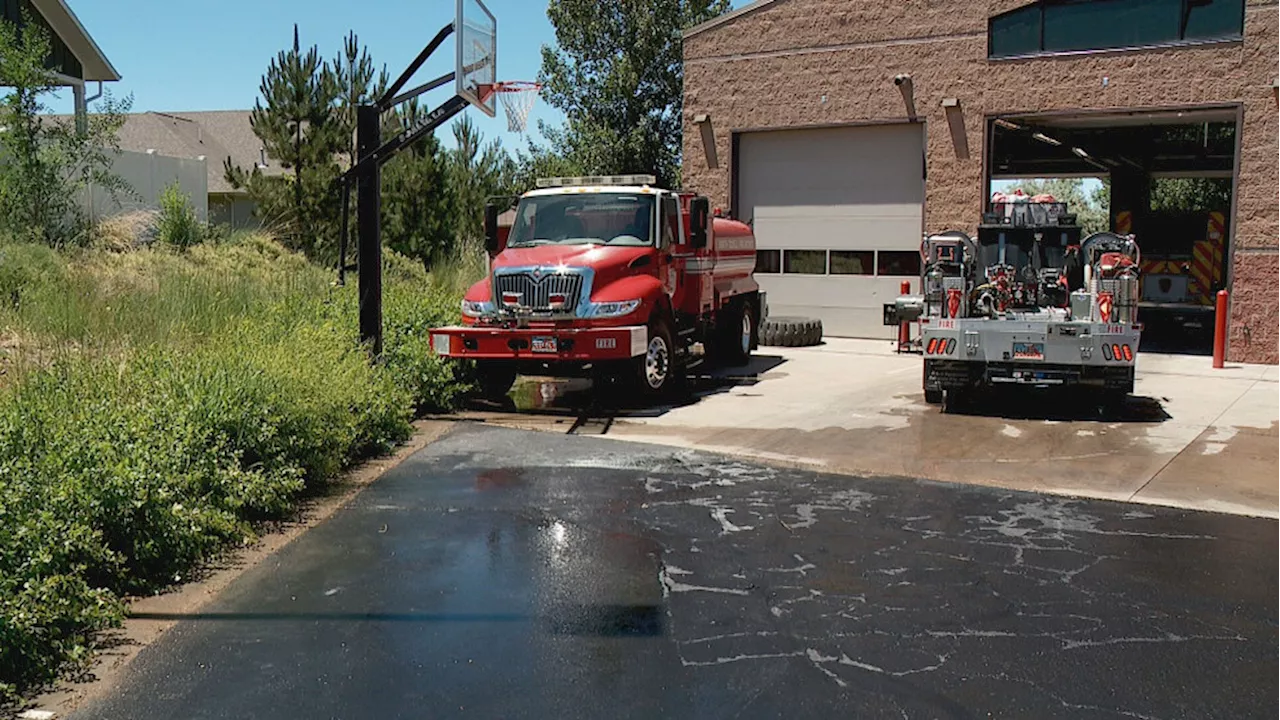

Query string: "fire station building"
[682, 0, 1277, 363]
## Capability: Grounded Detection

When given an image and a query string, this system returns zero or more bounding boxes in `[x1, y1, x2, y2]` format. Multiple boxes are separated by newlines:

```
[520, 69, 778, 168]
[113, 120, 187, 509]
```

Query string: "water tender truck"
[429, 175, 763, 400]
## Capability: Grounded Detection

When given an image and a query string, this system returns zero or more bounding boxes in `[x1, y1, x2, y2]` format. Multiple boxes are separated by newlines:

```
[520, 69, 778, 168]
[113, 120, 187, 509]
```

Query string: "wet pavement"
[65, 424, 1277, 719]
[452, 339, 1280, 518]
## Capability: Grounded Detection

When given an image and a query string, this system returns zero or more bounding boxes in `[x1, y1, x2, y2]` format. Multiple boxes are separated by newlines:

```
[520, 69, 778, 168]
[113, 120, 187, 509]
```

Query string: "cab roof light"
[536, 174, 657, 188]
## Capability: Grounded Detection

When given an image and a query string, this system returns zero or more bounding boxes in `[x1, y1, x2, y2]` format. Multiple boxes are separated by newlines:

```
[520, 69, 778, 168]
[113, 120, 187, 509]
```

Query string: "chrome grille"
[494, 271, 585, 313]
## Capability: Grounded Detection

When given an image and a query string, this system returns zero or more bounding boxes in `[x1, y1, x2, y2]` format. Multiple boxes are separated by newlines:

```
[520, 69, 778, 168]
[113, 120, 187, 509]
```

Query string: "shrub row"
[0, 238, 475, 704]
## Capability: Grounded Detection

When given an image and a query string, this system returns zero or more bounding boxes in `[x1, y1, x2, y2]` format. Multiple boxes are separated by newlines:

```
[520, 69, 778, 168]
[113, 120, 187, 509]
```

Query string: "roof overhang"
[684, 0, 779, 38]
[32, 0, 120, 82]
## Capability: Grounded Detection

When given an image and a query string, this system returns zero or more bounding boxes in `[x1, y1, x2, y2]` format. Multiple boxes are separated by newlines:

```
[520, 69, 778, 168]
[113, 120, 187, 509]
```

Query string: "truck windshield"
[507, 193, 655, 248]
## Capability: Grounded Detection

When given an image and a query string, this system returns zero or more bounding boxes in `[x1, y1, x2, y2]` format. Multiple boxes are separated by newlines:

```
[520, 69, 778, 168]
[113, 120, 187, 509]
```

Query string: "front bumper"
[429, 325, 648, 361]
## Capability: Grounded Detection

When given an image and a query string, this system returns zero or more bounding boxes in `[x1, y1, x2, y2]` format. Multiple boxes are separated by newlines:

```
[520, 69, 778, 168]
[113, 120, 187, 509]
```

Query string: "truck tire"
[719, 301, 754, 367]
[474, 363, 517, 400]
[629, 316, 681, 399]
[758, 316, 823, 348]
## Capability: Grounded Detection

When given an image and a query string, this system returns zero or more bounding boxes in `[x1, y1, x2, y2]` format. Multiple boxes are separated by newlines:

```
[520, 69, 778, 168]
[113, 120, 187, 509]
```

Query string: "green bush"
[155, 182, 203, 250]
[0, 242, 68, 310]
[0, 236, 470, 705]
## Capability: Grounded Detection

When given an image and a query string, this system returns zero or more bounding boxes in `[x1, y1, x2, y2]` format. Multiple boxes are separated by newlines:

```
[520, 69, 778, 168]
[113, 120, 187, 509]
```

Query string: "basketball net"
[490, 81, 541, 134]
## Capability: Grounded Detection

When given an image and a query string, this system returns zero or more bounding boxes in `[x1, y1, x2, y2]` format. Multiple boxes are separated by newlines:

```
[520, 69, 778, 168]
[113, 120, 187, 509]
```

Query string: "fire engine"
[885, 199, 1142, 413]
[428, 175, 763, 400]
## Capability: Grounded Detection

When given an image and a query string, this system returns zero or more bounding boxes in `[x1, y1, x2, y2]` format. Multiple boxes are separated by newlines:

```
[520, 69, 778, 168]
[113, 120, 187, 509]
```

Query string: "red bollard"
[898, 280, 911, 351]
[1212, 289, 1228, 369]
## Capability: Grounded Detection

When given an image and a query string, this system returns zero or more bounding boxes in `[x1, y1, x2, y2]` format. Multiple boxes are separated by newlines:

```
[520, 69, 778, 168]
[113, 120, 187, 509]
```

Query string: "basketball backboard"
[457, 0, 497, 118]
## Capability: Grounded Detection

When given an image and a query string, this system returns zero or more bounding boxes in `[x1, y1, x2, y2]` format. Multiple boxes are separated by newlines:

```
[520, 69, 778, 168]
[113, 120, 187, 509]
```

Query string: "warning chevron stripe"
[1191, 241, 1215, 304]
[1207, 211, 1226, 285]
[1115, 211, 1132, 235]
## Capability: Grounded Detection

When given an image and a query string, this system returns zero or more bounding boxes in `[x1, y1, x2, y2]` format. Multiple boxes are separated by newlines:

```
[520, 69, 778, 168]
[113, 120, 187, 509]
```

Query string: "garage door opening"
[988, 107, 1238, 355]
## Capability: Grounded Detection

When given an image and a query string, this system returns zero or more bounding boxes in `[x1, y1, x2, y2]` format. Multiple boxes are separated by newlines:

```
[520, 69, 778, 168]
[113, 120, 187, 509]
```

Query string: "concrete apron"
[461, 339, 1279, 519]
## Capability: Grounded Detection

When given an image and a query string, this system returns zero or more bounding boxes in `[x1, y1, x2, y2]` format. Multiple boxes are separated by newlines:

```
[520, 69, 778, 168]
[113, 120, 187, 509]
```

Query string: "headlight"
[584, 299, 641, 318]
[461, 299, 495, 318]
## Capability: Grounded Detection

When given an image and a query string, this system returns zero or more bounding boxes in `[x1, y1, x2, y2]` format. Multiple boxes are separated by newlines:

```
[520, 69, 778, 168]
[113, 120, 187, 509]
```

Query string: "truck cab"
[430, 175, 762, 401]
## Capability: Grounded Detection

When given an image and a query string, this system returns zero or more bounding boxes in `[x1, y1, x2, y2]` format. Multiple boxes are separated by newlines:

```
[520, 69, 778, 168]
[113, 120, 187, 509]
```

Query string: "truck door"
[659, 195, 689, 309]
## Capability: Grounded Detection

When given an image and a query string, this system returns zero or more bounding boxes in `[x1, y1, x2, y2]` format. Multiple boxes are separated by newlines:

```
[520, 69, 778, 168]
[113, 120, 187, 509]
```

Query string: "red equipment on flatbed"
[428, 174, 764, 399]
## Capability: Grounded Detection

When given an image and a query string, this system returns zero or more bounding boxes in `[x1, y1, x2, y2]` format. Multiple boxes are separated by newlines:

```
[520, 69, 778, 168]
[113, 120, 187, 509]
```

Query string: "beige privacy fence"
[81, 148, 208, 223]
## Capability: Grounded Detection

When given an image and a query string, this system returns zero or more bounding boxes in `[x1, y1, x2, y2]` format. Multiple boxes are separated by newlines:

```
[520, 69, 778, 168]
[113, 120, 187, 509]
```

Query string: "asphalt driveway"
[66, 424, 1277, 720]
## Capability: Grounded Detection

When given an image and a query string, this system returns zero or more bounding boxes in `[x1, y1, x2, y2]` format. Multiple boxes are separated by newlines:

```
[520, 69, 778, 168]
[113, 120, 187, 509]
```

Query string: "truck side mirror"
[690, 196, 710, 249]
[484, 203, 500, 254]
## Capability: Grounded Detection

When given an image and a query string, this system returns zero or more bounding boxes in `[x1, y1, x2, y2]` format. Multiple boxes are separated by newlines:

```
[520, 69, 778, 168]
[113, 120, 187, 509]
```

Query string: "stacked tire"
[758, 316, 823, 347]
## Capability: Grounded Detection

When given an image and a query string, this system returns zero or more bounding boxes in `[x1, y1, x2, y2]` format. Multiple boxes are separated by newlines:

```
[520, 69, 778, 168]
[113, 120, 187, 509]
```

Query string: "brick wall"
[683, 0, 1278, 363]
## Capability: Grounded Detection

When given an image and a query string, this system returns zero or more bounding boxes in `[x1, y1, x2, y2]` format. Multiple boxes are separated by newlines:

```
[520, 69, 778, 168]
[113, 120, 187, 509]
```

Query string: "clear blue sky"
[49, 0, 751, 153]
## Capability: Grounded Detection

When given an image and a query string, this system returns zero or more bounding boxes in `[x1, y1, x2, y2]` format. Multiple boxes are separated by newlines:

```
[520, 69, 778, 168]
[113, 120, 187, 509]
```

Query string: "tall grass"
[0, 233, 475, 704]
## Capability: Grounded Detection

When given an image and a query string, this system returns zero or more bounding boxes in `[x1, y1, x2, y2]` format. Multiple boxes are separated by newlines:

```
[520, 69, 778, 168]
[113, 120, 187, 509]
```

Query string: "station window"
[783, 250, 827, 275]
[876, 251, 922, 277]
[989, 0, 1244, 58]
[755, 249, 781, 274]
[829, 251, 875, 275]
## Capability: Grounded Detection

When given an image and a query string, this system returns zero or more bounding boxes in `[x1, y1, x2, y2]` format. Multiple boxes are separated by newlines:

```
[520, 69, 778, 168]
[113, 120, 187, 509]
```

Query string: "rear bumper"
[926, 359, 1135, 391]
[429, 325, 648, 361]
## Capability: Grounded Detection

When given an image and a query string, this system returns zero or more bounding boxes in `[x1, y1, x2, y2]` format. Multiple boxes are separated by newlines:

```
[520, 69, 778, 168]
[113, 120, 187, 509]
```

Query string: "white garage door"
[737, 123, 925, 338]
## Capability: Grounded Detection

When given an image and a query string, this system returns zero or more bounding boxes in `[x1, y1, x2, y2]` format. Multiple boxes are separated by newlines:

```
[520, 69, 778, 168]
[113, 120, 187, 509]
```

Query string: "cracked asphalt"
[68, 424, 1277, 719]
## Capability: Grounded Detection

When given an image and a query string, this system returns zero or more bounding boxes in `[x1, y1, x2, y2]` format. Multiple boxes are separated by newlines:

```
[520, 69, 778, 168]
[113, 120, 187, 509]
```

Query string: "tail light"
[946, 338, 956, 355]
[927, 338, 938, 354]
[1102, 343, 1113, 361]
[1111, 344, 1122, 361]
[1121, 344, 1133, 362]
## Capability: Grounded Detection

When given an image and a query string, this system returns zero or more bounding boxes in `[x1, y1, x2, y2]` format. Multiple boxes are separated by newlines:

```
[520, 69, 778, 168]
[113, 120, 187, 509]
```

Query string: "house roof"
[111, 110, 286, 195]
[683, 0, 780, 38]
[32, 0, 120, 81]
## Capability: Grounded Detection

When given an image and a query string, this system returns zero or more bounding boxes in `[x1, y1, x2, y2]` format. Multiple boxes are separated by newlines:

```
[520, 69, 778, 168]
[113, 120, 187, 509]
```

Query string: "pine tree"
[332, 30, 387, 169]
[226, 25, 343, 259]
[382, 99, 455, 270]
[448, 115, 517, 248]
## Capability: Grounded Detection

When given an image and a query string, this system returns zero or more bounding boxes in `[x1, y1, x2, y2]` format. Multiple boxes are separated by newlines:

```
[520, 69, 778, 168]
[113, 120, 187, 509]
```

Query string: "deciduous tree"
[0, 11, 134, 247]
[532, 0, 731, 188]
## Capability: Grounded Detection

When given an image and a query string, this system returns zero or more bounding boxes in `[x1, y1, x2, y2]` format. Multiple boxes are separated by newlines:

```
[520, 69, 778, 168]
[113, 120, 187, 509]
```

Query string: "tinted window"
[877, 251, 922, 277]
[830, 251, 874, 275]
[755, 250, 781, 274]
[989, 4, 1041, 57]
[1184, 0, 1244, 40]
[1044, 0, 1180, 52]
[783, 250, 827, 275]
[988, 0, 1243, 58]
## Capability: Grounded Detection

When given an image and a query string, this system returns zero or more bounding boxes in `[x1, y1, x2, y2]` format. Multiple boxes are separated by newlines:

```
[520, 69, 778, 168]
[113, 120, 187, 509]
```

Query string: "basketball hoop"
[482, 81, 541, 134]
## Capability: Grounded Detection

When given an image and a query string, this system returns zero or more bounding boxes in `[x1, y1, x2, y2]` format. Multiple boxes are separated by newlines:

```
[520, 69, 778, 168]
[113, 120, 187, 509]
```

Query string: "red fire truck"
[428, 175, 763, 400]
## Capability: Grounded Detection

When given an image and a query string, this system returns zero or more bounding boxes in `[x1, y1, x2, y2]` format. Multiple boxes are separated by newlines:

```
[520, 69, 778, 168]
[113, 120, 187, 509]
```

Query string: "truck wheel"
[759, 316, 823, 347]
[632, 317, 680, 398]
[474, 364, 517, 400]
[942, 388, 967, 414]
[720, 302, 753, 367]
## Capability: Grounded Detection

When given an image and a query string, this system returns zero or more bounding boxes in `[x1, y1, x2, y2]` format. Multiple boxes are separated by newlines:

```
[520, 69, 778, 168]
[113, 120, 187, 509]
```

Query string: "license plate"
[1012, 342, 1044, 360]
[531, 336, 557, 353]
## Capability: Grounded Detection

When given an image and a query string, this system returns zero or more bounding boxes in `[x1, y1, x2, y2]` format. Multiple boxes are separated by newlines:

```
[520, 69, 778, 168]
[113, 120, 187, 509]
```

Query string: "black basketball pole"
[345, 21, 476, 358]
[356, 102, 383, 356]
